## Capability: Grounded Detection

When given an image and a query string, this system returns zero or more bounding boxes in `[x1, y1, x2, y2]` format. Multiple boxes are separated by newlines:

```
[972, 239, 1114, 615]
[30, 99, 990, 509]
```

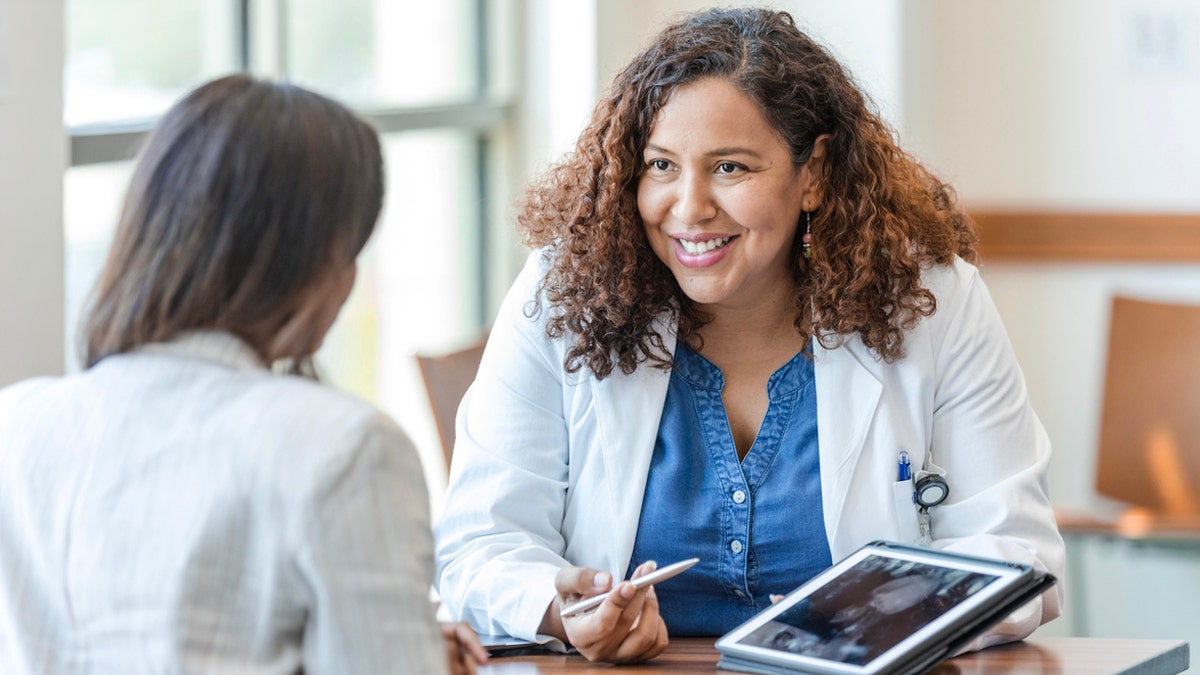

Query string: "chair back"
[415, 335, 487, 470]
[1096, 296, 1200, 516]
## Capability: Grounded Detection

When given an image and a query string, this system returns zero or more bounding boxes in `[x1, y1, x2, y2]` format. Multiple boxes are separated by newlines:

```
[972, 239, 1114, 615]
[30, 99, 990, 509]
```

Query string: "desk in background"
[479, 637, 1189, 674]
[1052, 508, 1200, 649]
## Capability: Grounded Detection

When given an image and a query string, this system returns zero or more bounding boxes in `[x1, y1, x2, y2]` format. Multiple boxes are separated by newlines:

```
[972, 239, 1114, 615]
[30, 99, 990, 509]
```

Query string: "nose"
[670, 172, 717, 225]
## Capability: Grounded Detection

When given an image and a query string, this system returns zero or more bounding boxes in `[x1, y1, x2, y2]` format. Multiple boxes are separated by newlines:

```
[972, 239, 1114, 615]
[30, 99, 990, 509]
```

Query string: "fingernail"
[619, 582, 635, 599]
[594, 571, 610, 588]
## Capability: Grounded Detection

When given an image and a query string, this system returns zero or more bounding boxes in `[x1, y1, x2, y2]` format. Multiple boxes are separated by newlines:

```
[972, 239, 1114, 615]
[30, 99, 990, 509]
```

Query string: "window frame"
[66, 0, 513, 328]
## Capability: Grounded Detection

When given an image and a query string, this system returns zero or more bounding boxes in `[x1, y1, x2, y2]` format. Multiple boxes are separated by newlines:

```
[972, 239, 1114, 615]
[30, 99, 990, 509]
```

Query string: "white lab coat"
[435, 250, 1065, 649]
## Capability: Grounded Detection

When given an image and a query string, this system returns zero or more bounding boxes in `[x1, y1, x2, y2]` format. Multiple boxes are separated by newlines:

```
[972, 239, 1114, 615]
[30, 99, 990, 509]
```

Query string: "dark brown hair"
[519, 7, 977, 378]
[83, 74, 383, 368]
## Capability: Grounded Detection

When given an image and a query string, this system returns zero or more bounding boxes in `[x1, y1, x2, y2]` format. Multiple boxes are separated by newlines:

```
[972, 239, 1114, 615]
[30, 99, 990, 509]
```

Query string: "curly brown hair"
[518, 7, 977, 379]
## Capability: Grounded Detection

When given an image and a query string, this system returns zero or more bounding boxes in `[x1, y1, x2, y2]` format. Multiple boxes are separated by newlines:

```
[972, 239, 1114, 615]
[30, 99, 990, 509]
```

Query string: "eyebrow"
[644, 143, 764, 159]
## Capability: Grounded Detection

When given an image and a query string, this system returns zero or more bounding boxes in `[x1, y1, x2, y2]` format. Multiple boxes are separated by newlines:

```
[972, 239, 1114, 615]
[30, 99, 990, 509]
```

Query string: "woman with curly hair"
[436, 7, 1064, 664]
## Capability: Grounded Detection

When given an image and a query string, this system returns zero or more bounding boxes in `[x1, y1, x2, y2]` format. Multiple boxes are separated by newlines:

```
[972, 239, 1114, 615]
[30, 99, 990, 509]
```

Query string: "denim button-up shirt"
[626, 342, 832, 636]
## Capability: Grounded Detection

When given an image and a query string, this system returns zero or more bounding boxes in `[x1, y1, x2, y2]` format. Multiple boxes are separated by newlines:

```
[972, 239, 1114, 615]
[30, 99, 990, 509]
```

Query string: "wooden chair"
[415, 334, 488, 470]
[1087, 296, 1200, 532]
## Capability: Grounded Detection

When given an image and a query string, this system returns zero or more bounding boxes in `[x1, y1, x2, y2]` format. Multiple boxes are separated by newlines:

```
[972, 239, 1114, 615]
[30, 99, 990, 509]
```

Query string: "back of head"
[83, 74, 383, 368]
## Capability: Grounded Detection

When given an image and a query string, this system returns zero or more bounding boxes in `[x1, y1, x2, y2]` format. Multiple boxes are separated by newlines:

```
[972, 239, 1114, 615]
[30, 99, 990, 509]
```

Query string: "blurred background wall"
[0, 0, 65, 385]
[2, 0, 1198, 649]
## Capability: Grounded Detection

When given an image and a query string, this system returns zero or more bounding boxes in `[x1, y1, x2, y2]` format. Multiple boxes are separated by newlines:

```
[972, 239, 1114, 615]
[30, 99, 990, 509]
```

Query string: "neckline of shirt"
[672, 341, 815, 397]
[132, 330, 267, 372]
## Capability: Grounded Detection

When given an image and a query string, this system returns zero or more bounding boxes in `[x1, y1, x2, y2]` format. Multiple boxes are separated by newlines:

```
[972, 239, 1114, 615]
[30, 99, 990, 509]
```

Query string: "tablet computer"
[715, 541, 1055, 675]
[476, 634, 540, 656]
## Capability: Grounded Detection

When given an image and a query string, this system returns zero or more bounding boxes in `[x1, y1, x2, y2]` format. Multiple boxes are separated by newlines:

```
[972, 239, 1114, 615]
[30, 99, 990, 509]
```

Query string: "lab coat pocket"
[892, 481, 920, 544]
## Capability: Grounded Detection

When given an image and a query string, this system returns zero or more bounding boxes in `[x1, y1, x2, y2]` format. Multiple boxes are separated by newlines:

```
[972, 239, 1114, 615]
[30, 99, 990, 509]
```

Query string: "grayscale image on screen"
[740, 555, 998, 665]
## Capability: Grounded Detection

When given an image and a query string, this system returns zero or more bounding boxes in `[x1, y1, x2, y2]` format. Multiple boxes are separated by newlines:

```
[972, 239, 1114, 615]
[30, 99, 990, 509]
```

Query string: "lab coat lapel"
[590, 318, 676, 578]
[814, 336, 882, 554]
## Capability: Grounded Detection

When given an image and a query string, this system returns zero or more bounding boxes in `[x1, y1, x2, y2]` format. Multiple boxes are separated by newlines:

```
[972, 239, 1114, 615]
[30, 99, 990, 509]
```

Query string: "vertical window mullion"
[473, 0, 491, 330]
[237, 0, 251, 72]
[474, 134, 490, 329]
[246, 0, 286, 78]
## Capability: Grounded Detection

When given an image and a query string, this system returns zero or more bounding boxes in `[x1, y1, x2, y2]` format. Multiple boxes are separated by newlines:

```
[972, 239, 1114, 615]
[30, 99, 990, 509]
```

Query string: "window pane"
[65, 0, 239, 126]
[318, 130, 481, 490]
[285, 0, 479, 108]
[63, 162, 133, 369]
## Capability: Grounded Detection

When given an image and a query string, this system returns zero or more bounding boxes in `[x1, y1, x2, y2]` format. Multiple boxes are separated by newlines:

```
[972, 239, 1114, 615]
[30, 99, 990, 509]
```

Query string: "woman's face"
[637, 77, 822, 312]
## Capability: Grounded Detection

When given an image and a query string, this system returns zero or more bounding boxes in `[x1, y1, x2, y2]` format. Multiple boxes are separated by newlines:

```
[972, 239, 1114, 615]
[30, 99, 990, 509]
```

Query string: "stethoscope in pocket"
[898, 451, 949, 546]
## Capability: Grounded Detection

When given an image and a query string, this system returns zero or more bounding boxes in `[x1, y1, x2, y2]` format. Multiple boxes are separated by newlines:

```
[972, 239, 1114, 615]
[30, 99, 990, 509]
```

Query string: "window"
[64, 0, 515, 489]
[66, 1, 239, 127]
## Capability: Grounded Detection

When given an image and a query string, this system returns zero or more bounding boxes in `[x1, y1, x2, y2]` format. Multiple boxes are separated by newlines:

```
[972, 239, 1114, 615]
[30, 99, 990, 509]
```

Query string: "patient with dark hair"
[0, 74, 485, 674]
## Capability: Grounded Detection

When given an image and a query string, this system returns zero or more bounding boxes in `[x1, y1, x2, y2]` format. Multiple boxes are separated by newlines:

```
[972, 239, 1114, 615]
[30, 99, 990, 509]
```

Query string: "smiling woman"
[434, 7, 1065, 666]
[636, 77, 813, 313]
[636, 77, 819, 456]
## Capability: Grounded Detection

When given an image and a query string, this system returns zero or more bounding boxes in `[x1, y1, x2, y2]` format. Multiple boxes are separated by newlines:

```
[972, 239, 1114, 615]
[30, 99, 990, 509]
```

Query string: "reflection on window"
[286, 0, 479, 108]
[65, 0, 238, 126]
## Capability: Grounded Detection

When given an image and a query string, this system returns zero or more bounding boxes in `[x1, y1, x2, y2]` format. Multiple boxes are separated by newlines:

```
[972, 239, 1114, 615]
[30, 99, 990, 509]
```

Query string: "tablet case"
[716, 541, 1058, 675]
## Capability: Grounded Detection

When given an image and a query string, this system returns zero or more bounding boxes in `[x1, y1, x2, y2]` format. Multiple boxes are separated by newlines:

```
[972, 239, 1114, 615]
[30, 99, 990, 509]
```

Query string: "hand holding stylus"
[538, 561, 670, 663]
[560, 558, 699, 617]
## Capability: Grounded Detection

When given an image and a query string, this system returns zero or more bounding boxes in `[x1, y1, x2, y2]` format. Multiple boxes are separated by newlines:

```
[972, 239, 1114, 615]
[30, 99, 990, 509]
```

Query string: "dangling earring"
[802, 211, 813, 259]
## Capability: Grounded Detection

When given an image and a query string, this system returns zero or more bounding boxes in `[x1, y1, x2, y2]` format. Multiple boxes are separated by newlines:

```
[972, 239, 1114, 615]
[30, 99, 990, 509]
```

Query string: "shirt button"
[732, 490, 746, 504]
[733, 589, 746, 598]
[730, 540, 743, 554]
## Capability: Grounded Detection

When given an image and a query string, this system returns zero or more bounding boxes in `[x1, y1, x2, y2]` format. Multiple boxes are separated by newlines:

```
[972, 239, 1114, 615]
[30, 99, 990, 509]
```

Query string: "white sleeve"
[925, 260, 1066, 647]
[434, 251, 575, 645]
[297, 417, 448, 674]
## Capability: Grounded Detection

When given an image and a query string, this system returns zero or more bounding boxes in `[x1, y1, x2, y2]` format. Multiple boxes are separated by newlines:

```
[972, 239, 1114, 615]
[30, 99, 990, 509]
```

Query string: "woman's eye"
[716, 162, 742, 174]
[649, 159, 671, 171]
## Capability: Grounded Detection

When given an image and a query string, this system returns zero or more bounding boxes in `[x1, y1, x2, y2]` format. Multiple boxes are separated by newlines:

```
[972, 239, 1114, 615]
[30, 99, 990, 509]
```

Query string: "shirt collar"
[133, 330, 267, 372]
[672, 340, 815, 398]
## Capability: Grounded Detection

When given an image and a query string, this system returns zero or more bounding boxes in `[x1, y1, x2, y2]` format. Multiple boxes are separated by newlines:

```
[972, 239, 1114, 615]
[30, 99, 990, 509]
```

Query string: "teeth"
[678, 236, 731, 255]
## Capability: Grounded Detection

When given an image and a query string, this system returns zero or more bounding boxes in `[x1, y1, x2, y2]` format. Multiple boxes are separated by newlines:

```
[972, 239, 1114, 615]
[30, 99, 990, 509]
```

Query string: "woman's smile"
[673, 234, 737, 267]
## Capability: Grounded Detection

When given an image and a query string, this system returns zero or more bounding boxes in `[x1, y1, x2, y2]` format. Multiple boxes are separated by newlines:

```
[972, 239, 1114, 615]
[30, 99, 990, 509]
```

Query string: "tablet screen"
[741, 554, 995, 664]
[717, 543, 1028, 674]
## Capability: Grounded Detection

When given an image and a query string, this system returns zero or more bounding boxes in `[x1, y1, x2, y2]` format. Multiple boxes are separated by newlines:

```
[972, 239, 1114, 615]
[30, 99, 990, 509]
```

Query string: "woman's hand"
[440, 621, 489, 675]
[539, 562, 669, 663]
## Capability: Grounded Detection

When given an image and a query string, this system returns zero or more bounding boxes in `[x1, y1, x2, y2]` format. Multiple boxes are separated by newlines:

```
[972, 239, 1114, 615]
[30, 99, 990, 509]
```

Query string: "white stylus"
[559, 557, 700, 618]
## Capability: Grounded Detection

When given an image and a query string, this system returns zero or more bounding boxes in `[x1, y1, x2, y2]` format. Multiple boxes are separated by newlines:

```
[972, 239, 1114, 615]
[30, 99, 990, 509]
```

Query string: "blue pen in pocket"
[898, 450, 912, 482]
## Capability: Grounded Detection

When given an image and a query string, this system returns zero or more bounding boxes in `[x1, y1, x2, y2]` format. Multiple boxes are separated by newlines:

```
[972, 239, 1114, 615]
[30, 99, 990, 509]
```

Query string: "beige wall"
[904, 0, 1200, 211]
[595, 0, 902, 124]
[902, 0, 1200, 510]
[0, 0, 65, 386]
[902, 0, 1200, 645]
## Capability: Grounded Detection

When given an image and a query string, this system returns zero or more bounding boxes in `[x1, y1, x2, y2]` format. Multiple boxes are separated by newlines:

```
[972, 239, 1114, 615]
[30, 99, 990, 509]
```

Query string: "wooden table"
[478, 637, 1190, 674]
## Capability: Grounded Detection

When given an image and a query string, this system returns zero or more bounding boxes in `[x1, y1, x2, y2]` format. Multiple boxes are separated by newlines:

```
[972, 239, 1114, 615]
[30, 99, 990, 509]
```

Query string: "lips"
[672, 235, 735, 268]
